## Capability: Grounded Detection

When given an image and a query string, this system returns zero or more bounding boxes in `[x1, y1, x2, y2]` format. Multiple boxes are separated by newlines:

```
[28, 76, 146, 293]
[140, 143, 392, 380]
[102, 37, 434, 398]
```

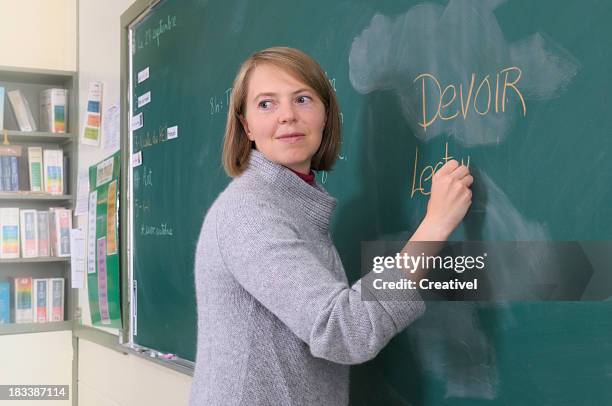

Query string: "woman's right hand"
[422, 159, 473, 240]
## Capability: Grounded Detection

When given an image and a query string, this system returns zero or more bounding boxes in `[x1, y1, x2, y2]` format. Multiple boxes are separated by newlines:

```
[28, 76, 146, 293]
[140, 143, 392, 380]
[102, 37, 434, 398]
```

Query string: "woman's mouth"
[276, 132, 305, 143]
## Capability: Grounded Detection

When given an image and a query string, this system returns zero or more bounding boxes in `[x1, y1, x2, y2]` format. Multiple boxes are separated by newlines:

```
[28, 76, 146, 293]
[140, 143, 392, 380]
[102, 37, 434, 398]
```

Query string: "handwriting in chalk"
[411, 142, 471, 197]
[209, 87, 233, 115]
[133, 198, 151, 218]
[414, 67, 527, 132]
[143, 166, 153, 188]
[133, 125, 172, 151]
[320, 171, 328, 184]
[137, 15, 177, 51]
[140, 223, 174, 236]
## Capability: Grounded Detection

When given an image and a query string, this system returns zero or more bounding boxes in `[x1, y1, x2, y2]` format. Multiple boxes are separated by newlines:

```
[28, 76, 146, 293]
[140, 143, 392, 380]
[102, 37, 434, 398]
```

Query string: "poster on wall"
[87, 151, 122, 328]
[81, 81, 103, 147]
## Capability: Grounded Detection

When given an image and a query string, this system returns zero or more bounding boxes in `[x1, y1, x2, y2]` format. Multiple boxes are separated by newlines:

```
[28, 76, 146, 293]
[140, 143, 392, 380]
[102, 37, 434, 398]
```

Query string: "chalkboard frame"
[119, 0, 195, 374]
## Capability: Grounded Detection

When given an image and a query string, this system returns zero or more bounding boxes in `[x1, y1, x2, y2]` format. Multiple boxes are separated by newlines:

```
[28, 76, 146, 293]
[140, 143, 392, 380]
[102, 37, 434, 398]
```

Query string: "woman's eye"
[296, 95, 311, 104]
[258, 100, 272, 109]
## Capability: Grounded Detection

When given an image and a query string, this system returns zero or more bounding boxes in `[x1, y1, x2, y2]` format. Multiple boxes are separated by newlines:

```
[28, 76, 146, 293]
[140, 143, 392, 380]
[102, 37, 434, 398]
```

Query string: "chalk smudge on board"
[348, 0, 580, 146]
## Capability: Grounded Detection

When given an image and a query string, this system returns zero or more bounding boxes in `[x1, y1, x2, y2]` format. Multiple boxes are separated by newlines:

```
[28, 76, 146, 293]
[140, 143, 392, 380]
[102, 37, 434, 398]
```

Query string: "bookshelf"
[0, 192, 73, 201]
[3, 130, 74, 144]
[0, 257, 70, 264]
[0, 65, 77, 334]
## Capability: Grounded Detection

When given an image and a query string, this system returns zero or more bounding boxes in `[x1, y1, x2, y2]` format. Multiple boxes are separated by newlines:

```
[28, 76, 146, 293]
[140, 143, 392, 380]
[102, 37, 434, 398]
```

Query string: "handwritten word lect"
[411, 142, 471, 197]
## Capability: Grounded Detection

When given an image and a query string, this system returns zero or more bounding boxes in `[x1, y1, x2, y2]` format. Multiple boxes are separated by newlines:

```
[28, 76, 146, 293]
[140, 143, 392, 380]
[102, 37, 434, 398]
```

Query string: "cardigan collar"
[245, 149, 337, 231]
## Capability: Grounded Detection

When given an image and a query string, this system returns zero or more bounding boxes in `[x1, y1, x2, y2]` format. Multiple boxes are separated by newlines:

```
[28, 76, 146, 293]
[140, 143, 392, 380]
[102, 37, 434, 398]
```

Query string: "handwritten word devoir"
[414, 67, 527, 131]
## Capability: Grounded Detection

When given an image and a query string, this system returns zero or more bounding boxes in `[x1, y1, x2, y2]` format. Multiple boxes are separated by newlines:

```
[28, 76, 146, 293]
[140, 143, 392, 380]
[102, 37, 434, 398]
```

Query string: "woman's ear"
[239, 114, 254, 141]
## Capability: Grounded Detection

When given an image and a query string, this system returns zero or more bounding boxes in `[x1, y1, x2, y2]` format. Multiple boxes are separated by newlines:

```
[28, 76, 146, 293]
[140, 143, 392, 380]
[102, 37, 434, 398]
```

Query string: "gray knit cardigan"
[189, 150, 424, 405]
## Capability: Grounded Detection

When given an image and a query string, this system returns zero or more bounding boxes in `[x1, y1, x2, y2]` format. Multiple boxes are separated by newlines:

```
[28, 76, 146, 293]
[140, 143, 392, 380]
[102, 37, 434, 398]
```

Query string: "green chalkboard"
[124, 0, 612, 403]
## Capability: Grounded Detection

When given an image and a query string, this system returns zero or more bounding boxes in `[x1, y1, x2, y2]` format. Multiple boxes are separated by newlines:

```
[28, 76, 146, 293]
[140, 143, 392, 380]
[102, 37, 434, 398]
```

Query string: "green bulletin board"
[87, 152, 122, 328]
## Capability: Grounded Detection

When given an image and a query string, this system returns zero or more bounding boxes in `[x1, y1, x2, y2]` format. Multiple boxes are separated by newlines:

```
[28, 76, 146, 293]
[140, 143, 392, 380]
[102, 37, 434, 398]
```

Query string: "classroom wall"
[0, 0, 77, 71]
[77, 0, 193, 404]
[0, 2, 76, 404]
[78, 340, 191, 406]
[0, 331, 73, 406]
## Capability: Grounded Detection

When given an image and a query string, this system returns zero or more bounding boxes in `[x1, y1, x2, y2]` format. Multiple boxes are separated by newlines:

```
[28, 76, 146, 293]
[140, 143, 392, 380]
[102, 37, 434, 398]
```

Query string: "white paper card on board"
[131, 113, 143, 131]
[132, 151, 143, 167]
[103, 104, 120, 153]
[70, 228, 86, 288]
[167, 125, 178, 140]
[137, 67, 150, 83]
[137, 91, 151, 108]
[74, 170, 90, 216]
[95, 157, 114, 188]
[87, 191, 97, 274]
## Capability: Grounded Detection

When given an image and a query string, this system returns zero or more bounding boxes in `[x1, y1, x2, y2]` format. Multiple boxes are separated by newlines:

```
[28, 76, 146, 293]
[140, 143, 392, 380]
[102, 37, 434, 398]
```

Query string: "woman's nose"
[277, 101, 297, 124]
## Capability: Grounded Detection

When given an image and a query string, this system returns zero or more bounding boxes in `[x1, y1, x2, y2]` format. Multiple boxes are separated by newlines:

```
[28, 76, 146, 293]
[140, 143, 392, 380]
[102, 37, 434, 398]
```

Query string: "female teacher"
[190, 47, 473, 405]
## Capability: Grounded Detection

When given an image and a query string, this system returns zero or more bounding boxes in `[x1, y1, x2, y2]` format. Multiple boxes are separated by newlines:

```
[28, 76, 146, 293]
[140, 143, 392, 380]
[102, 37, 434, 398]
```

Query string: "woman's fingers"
[451, 163, 470, 180]
[461, 174, 474, 187]
[436, 159, 459, 176]
[424, 159, 474, 238]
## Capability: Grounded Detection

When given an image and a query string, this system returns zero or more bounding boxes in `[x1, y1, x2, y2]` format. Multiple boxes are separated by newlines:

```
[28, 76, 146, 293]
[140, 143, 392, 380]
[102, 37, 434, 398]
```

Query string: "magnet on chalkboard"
[167, 125, 178, 140]
[131, 113, 144, 131]
[132, 151, 143, 167]
[137, 67, 150, 84]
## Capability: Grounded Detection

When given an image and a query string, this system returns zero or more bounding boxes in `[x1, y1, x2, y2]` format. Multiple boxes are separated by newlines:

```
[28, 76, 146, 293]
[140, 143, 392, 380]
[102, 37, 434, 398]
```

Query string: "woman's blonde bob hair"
[222, 46, 342, 177]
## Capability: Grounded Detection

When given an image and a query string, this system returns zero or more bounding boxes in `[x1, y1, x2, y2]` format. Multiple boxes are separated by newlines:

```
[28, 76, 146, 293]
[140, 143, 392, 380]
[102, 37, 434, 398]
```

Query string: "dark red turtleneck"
[287, 167, 316, 186]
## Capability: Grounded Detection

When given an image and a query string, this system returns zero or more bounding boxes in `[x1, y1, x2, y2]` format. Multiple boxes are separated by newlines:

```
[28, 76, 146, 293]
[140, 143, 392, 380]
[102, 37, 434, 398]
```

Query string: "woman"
[190, 47, 472, 405]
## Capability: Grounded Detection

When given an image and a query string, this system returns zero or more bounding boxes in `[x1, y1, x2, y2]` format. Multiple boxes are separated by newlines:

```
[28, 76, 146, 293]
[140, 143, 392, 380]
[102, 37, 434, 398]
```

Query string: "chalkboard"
[123, 0, 612, 403]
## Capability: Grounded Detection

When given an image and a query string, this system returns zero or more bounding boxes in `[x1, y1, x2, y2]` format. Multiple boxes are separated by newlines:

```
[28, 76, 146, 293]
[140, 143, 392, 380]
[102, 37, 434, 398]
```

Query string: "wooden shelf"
[0, 192, 73, 201]
[0, 65, 75, 85]
[0, 320, 72, 335]
[0, 256, 69, 264]
[2, 130, 74, 144]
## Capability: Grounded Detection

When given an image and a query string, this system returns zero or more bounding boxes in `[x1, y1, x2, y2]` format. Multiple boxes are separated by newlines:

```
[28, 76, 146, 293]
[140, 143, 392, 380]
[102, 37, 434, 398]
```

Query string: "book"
[0, 156, 2, 192]
[37, 211, 50, 257]
[40, 88, 67, 133]
[14, 277, 33, 323]
[63, 154, 69, 195]
[0, 208, 20, 259]
[27, 147, 43, 192]
[0, 86, 5, 130]
[43, 149, 63, 194]
[20, 209, 38, 258]
[33, 278, 48, 323]
[49, 208, 71, 257]
[0, 144, 24, 192]
[0, 156, 10, 191]
[47, 278, 64, 322]
[0, 281, 10, 324]
[7, 90, 36, 132]
[17, 151, 29, 191]
[9, 155, 18, 191]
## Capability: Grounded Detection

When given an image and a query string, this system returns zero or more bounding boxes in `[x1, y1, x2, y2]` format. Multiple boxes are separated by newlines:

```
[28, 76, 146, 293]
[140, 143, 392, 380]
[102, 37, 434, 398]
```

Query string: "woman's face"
[240, 63, 326, 174]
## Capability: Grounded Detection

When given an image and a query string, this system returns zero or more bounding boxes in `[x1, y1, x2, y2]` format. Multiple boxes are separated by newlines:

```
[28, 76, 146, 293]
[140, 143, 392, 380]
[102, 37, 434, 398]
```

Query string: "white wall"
[77, 0, 193, 404]
[78, 340, 191, 406]
[0, 0, 76, 71]
[0, 2, 76, 404]
[0, 331, 73, 406]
